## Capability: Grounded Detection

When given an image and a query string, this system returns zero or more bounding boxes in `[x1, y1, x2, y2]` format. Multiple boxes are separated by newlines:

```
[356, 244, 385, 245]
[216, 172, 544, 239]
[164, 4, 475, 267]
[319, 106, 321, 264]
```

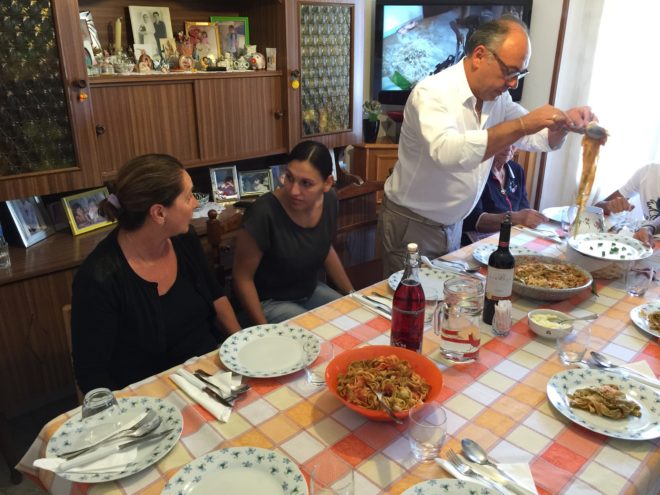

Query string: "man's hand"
[634, 226, 654, 248]
[604, 197, 633, 215]
[511, 209, 548, 229]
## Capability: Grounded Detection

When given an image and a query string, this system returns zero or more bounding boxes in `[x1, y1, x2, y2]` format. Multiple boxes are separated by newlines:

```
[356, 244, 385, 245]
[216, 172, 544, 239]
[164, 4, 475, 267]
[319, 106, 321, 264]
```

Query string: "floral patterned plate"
[161, 447, 308, 495]
[568, 233, 653, 261]
[46, 396, 182, 483]
[219, 323, 320, 377]
[472, 244, 536, 265]
[630, 301, 660, 339]
[547, 369, 660, 440]
[401, 479, 494, 494]
[388, 266, 455, 300]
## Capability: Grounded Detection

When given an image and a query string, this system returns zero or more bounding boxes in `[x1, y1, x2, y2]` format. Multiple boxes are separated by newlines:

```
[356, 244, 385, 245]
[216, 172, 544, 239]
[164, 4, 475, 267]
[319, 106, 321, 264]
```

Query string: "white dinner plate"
[387, 266, 456, 300]
[472, 244, 536, 265]
[542, 206, 568, 223]
[546, 369, 660, 440]
[568, 233, 653, 261]
[46, 396, 182, 483]
[219, 323, 319, 377]
[402, 479, 496, 494]
[161, 447, 308, 495]
[630, 301, 660, 339]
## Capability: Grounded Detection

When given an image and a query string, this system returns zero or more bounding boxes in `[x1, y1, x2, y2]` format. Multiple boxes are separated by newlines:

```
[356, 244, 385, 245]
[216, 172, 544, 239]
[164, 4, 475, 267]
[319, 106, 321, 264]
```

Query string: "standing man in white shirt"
[378, 16, 598, 275]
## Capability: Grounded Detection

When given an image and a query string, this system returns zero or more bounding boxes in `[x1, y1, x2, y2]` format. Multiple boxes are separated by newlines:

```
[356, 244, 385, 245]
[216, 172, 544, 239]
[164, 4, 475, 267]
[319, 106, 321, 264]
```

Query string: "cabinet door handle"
[95, 124, 106, 136]
[73, 79, 87, 89]
[274, 111, 284, 119]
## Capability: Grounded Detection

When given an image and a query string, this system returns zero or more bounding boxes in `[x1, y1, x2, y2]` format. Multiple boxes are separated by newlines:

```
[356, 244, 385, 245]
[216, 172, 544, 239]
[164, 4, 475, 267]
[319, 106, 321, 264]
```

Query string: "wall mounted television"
[373, 0, 533, 106]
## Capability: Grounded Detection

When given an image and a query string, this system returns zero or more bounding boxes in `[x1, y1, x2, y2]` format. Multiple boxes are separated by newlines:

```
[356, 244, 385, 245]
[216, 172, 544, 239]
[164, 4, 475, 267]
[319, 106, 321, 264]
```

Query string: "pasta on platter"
[514, 262, 589, 289]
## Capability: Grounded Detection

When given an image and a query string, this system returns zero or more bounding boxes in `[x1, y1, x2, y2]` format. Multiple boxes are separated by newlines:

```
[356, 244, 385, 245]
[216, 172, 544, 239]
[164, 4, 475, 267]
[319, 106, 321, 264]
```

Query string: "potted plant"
[362, 100, 382, 143]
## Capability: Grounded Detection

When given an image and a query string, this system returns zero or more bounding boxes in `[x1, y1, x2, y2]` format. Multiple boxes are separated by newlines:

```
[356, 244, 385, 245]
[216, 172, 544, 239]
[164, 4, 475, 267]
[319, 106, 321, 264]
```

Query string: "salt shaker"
[492, 300, 512, 337]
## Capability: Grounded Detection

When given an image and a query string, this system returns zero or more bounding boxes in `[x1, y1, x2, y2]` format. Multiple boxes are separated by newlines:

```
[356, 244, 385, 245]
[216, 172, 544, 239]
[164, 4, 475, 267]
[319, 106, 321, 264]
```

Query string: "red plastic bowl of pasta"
[325, 345, 443, 422]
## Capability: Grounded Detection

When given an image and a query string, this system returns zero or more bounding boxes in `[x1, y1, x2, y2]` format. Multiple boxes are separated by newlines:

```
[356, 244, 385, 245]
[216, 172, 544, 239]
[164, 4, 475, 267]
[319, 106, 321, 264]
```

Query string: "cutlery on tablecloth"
[170, 370, 233, 422]
[195, 369, 251, 395]
[517, 226, 563, 243]
[351, 293, 392, 319]
[445, 448, 508, 494]
[589, 352, 660, 389]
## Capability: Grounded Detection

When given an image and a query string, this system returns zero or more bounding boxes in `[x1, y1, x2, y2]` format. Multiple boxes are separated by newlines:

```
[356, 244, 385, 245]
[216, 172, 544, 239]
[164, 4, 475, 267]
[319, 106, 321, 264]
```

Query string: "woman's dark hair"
[465, 15, 529, 56]
[287, 140, 333, 180]
[100, 154, 185, 230]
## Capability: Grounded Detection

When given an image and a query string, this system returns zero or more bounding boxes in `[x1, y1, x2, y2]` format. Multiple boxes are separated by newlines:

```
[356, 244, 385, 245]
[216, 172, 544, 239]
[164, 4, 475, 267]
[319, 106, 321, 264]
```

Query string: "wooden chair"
[61, 304, 84, 404]
[206, 209, 236, 293]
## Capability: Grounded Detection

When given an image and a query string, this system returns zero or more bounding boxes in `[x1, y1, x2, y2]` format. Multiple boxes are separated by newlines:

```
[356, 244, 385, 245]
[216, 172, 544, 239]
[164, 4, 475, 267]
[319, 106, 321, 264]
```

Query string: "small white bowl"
[527, 309, 573, 339]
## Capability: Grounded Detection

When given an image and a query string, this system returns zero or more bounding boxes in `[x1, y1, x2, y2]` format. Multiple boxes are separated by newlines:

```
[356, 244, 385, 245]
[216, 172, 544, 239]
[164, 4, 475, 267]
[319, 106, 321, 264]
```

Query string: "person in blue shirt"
[462, 145, 547, 244]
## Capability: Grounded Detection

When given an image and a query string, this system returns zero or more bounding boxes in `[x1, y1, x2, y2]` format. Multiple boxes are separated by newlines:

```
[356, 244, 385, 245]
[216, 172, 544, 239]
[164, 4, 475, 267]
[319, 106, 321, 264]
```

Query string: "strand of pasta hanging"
[572, 135, 603, 237]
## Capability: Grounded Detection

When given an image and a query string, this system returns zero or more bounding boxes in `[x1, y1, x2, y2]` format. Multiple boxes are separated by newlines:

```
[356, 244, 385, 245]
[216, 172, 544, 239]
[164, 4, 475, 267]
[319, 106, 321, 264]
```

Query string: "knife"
[178, 369, 234, 407]
[55, 428, 175, 472]
[351, 293, 392, 319]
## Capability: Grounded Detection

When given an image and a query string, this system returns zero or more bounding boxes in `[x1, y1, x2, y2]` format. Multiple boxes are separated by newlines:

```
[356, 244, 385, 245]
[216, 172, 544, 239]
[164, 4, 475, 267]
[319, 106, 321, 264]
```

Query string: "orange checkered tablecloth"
[17, 231, 660, 495]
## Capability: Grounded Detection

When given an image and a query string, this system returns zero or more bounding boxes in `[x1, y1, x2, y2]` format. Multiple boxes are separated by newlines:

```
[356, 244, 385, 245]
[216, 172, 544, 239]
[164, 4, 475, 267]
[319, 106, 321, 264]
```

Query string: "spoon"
[366, 383, 403, 424]
[590, 351, 660, 388]
[547, 313, 599, 325]
[59, 410, 162, 460]
[461, 439, 537, 495]
[566, 121, 608, 140]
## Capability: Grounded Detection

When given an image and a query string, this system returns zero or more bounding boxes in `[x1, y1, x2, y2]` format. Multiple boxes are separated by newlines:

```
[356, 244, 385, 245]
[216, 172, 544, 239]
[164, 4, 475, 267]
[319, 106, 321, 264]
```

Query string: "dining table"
[16, 227, 660, 495]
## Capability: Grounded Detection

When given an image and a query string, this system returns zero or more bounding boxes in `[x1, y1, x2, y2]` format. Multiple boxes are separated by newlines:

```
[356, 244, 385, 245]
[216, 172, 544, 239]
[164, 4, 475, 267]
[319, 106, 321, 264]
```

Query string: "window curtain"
[539, 0, 660, 212]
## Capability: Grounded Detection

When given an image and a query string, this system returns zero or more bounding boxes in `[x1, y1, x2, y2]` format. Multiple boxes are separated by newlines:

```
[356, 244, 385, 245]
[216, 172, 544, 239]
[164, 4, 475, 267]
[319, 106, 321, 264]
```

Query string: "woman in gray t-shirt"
[233, 141, 354, 324]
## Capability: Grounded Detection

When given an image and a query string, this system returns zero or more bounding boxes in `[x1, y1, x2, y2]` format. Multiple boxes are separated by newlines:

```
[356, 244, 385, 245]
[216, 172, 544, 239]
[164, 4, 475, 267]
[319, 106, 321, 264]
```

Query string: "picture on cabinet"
[128, 6, 173, 58]
[185, 22, 221, 60]
[210, 16, 249, 58]
[269, 164, 287, 191]
[5, 196, 55, 247]
[62, 188, 116, 236]
[134, 44, 155, 71]
[239, 169, 271, 197]
[210, 165, 239, 203]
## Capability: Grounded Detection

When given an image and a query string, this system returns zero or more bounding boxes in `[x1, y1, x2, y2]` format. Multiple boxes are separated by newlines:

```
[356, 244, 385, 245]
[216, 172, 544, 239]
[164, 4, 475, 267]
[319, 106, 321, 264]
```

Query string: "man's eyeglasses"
[485, 47, 529, 81]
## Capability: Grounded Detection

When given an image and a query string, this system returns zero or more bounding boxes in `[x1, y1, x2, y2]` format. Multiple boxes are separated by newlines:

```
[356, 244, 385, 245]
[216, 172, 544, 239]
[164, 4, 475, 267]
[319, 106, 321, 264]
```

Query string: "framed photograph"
[185, 22, 221, 60]
[211, 16, 250, 57]
[239, 169, 272, 197]
[45, 200, 69, 231]
[62, 188, 116, 236]
[269, 164, 287, 191]
[5, 197, 55, 247]
[210, 165, 239, 203]
[128, 6, 173, 58]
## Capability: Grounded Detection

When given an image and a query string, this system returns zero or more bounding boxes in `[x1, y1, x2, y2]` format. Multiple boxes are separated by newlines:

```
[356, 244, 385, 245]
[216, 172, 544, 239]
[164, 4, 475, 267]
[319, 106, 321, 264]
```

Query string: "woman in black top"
[71, 154, 240, 393]
[233, 141, 354, 325]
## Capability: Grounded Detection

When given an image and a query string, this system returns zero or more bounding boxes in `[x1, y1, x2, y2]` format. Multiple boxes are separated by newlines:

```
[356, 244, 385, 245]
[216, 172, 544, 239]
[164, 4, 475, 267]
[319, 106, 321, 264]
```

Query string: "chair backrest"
[62, 304, 83, 404]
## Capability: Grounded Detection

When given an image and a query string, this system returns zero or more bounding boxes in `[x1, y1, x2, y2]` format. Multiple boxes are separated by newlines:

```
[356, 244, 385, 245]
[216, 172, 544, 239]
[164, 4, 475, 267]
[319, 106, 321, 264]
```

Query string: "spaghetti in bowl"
[325, 345, 443, 422]
[513, 255, 593, 302]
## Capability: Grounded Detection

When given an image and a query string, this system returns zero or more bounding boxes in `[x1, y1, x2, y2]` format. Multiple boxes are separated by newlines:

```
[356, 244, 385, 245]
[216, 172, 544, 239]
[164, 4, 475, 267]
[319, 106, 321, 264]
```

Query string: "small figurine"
[249, 52, 266, 70]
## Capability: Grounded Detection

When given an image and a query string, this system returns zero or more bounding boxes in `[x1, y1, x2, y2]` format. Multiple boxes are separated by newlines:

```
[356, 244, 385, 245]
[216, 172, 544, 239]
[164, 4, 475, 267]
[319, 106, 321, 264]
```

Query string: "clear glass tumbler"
[408, 403, 447, 462]
[82, 387, 119, 418]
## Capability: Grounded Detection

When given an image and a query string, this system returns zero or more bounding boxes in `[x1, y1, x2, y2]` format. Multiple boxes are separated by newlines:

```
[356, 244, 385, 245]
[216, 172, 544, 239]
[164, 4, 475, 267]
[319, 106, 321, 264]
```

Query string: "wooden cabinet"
[351, 142, 398, 202]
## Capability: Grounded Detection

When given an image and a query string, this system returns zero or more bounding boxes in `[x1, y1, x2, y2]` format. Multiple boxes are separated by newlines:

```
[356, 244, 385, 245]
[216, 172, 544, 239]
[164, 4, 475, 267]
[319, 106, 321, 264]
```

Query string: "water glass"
[556, 325, 590, 365]
[408, 403, 447, 462]
[82, 387, 119, 418]
[304, 341, 334, 386]
[625, 260, 654, 297]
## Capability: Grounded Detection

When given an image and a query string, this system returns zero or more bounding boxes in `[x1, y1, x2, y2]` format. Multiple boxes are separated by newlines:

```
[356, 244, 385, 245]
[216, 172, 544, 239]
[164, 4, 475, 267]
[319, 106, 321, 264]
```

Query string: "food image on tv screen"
[381, 5, 525, 92]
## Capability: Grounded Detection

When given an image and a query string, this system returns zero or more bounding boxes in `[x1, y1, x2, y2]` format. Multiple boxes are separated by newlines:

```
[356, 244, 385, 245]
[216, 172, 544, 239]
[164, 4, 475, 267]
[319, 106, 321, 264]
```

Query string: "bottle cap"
[407, 243, 418, 252]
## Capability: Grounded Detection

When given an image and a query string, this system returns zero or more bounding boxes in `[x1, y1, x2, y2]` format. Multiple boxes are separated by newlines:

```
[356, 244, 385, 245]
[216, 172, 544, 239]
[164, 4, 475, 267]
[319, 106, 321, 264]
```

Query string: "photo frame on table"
[269, 164, 287, 191]
[185, 22, 221, 60]
[62, 187, 116, 236]
[239, 169, 271, 197]
[210, 165, 239, 203]
[210, 16, 249, 57]
[128, 6, 173, 58]
[5, 197, 55, 247]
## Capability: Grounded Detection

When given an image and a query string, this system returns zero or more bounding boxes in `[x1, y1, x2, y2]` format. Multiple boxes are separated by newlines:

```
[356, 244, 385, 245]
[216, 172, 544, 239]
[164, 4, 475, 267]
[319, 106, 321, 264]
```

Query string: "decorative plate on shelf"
[546, 369, 660, 440]
[45, 396, 182, 483]
[630, 301, 660, 339]
[568, 233, 653, 261]
[401, 479, 495, 494]
[161, 447, 307, 495]
[472, 244, 536, 265]
[219, 323, 319, 377]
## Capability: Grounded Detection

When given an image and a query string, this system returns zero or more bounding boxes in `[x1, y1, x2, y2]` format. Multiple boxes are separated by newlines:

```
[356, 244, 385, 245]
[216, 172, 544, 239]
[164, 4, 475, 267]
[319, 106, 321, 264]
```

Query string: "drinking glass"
[81, 388, 121, 443]
[82, 387, 118, 418]
[556, 325, 590, 365]
[408, 403, 447, 462]
[624, 260, 654, 297]
[304, 341, 334, 386]
[309, 458, 354, 494]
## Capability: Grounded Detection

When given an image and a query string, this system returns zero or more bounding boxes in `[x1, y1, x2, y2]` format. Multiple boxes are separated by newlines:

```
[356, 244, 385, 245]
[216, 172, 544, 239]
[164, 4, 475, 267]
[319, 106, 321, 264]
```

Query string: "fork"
[445, 449, 507, 494]
[194, 369, 250, 396]
[365, 383, 403, 424]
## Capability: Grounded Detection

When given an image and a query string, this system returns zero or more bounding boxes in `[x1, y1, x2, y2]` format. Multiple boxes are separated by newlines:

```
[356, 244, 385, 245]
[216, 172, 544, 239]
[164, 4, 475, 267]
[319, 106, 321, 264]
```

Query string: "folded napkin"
[34, 448, 137, 475]
[197, 370, 243, 396]
[171, 369, 232, 422]
[435, 457, 538, 495]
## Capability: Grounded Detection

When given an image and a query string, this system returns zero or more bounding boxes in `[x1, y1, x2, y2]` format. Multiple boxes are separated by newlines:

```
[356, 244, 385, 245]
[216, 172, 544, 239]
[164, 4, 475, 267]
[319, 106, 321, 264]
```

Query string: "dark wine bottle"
[390, 243, 425, 353]
[483, 214, 515, 324]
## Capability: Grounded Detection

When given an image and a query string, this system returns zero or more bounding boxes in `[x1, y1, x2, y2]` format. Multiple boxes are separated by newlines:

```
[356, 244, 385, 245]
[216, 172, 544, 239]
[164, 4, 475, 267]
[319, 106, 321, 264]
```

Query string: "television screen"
[373, 0, 533, 106]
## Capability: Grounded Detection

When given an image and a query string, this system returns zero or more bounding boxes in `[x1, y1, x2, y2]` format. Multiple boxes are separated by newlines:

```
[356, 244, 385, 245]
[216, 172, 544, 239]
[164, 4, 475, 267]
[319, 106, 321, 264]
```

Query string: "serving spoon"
[590, 351, 660, 388]
[546, 313, 599, 325]
[461, 439, 536, 495]
[566, 121, 609, 141]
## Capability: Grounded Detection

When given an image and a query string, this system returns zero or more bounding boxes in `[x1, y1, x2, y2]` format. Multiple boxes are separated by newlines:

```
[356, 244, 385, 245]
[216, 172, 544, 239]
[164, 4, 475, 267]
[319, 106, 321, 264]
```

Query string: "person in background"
[71, 202, 91, 229]
[153, 11, 167, 53]
[232, 140, 354, 325]
[461, 144, 547, 244]
[71, 154, 240, 393]
[378, 15, 600, 276]
[595, 162, 660, 247]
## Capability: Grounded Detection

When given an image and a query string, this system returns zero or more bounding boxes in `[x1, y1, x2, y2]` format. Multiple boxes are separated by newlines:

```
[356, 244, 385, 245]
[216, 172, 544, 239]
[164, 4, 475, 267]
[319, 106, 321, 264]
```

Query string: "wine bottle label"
[485, 267, 514, 299]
